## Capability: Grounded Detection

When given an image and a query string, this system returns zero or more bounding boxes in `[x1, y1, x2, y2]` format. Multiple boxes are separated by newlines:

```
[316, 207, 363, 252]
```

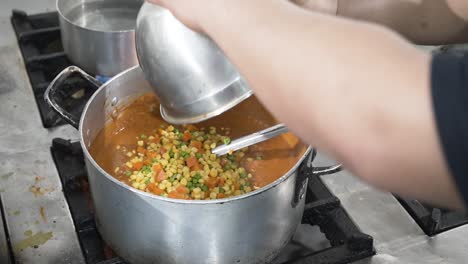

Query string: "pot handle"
[44, 66, 102, 129]
[292, 149, 342, 207]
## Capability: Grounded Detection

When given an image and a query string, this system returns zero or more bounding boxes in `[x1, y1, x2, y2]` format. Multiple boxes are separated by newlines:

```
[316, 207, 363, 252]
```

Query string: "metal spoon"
[211, 124, 288, 156]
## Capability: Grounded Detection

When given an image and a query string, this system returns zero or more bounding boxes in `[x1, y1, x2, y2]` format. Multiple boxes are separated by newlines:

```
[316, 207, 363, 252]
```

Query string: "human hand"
[290, 0, 338, 15]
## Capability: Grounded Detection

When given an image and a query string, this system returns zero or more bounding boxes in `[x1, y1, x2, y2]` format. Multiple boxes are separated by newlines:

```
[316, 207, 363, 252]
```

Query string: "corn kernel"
[132, 182, 139, 189]
[209, 168, 218, 177]
[180, 178, 188, 186]
[114, 167, 120, 173]
[130, 174, 137, 180]
[137, 141, 144, 146]
[210, 192, 217, 199]
[193, 187, 201, 194]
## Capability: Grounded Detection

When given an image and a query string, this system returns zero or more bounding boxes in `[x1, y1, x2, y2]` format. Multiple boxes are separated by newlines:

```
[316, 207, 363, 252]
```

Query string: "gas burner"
[50, 138, 374, 264]
[11, 10, 96, 128]
[396, 197, 468, 236]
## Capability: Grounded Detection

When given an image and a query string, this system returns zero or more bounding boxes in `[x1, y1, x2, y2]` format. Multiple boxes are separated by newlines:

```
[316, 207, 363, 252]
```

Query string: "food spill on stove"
[24, 230, 33, 237]
[0, 172, 13, 179]
[90, 94, 307, 200]
[13, 231, 53, 252]
[29, 176, 55, 197]
[7, 209, 21, 216]
[40, 206, 47, 223]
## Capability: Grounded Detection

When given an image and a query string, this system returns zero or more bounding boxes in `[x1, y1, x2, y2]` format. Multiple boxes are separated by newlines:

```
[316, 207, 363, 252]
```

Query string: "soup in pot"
[89, 93, 307, 200]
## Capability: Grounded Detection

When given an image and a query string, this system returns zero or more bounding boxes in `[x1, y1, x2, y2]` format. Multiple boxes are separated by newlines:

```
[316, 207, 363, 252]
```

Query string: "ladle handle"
[212, 124, 289, 155]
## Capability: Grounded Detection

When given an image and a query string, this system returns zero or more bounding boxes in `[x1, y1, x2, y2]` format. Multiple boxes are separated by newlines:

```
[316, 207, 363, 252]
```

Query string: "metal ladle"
[211, 124, 289, 156]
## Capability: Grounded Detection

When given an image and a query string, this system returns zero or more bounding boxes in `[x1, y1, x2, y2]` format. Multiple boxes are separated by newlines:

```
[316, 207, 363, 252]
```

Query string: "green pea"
[196, 153, 203, 159]
[187, 182, 193, 188]
[125, 171, 132, 177]
[145, 178, 151, 184]
[223, 137, 231, 145]
[239, 172, 247, 178]
[169, 151, 175, 158]
[201, 185, 208, 192]
[140, 134, 147, 139]
[219, 188, 226, 194]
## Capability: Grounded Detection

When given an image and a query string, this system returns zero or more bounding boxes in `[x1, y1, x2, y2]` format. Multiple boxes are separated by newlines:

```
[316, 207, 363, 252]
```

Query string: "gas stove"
[1, 2, 468, 264]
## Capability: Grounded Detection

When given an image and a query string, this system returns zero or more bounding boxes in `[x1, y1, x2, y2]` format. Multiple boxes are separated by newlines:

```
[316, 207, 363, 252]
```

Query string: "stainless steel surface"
[0, 1, 85, 263]
[212, 124, 289, 156]
[57, 0, 142, 76]
[136, 2, 253, 124]
[48, 65, 327, 264]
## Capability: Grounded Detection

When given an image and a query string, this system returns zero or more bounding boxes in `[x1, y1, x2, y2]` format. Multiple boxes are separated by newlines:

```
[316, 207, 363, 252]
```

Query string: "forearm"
[297, 0, 468, 45]
[201, 1, 463, 208]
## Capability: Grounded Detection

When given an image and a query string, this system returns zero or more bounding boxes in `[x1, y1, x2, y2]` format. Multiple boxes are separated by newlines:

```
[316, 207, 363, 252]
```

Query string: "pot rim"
[56, 0, 142, 34]
[79, 66, 312, 205]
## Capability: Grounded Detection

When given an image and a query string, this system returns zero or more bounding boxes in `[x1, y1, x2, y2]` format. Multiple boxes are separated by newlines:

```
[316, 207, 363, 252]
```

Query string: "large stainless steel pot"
[45, 66, 341, 264]
[57, 0, 143, 76]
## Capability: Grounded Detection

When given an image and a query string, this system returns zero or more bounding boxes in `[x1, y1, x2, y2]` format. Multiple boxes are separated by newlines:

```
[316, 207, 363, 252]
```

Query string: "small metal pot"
[45, 66, 341, 264]
[57, 0, 143, 76]
[136, 3, 253, 124]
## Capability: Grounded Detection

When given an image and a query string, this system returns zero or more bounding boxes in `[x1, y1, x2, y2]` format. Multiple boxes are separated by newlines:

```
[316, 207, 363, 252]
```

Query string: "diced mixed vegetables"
[115, 125, 255, 200]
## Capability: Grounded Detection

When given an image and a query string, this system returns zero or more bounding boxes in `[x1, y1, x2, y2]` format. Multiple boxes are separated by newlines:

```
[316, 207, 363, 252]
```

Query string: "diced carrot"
[152, 187, 165, 195]
[159, 147, 167, 155]
[206, 177, 218, 188]
[190, 140, 202, 151]
[156, 170, 167, 182]
[217, 193, 225, 199]
[191, 164, 201, 171]
[148, 152, 158, 159]
[182, 132, 192, 142]
[152, 164, 162, 173]
[168, 191, 186, 199]
[149, 135, 160, 143]
[185, 125, 198, 132]
[176, 186, 189, 194]
[218, 178, 225, 186]
[133, 161, 143, 170]
[147, 183, 156, 191]
[143, 159, 152, 166]
[137, 147, 146, 154]
[234, 183, 240, 190]
[186, 156, 199, 168]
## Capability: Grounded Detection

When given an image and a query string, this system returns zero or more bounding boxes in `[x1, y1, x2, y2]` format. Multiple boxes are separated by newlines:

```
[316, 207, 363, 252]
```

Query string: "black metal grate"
[51, 138, 374, 264]
[10, 10, 95, 128]
[396, 197, 468, 236]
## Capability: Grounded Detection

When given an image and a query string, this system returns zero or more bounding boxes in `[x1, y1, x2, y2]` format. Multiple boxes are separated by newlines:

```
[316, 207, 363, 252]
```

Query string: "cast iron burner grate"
[395, 197, 468, 236]
[51, 138, 374, 264]
[10, 10, 95, 128]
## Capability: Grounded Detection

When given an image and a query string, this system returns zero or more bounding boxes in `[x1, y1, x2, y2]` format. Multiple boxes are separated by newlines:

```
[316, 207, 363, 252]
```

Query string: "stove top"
[50, 138, 374, 264]
[3, 4, 468, 264]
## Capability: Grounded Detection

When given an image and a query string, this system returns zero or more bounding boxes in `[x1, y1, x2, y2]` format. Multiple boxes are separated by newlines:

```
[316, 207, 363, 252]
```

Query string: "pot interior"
[81, 67, 308, 198]
[57, 0, 143, 32]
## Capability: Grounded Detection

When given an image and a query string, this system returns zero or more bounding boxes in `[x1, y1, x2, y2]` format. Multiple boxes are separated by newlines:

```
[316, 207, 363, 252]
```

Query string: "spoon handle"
[212, 124, 289, 156]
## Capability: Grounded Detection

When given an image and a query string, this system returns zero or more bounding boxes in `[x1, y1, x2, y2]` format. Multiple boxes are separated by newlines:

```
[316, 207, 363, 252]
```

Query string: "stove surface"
[1, 1, 468, 264]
